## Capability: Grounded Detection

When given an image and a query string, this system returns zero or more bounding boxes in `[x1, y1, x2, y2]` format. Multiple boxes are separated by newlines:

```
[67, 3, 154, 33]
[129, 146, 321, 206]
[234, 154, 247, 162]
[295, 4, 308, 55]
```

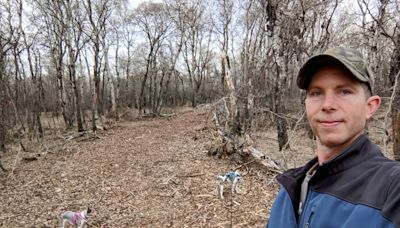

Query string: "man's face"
[305, 65, 379, 154]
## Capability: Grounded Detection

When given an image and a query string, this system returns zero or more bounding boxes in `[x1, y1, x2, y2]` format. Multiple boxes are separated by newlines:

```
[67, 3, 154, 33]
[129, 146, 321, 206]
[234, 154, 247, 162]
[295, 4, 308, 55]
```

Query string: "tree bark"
[69, 60, 84, 132]
[393, 111, 400, 161]
[23, 31, 43, 138]
[0, 66, 6, 151]
[392, 70, 400, 161]
[85, 0, 111, 131]
[221, 53, 240, 135]
[103, 44, 117, 119]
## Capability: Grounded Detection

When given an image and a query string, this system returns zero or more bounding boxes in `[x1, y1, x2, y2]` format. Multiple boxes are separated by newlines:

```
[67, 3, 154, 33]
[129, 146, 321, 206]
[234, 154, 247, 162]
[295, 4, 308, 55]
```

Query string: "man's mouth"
[319, 120, 343, 127]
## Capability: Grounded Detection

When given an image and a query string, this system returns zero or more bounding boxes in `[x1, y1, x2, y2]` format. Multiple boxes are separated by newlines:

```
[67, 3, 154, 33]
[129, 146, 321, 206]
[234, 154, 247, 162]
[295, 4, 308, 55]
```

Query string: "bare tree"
[65, 0, 88, 132]
[0, 0, 16, 154]
[134, 2, 170, 113]
[119, 14, 137, 108]
[33, 0, 75, 129]
[358, 0, 400, 160]
[101, 21, 118, 119]
[19, 1, 45, 138]
[109, 2, 134, 112]
[84, 0, 112, 131]
[181, 0, 213, 107]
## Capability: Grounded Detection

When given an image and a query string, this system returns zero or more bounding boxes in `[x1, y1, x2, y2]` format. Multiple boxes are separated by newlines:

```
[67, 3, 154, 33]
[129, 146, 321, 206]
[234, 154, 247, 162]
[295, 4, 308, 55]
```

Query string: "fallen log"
[211, 128, 283, 173]
[243, 146, 282, 173]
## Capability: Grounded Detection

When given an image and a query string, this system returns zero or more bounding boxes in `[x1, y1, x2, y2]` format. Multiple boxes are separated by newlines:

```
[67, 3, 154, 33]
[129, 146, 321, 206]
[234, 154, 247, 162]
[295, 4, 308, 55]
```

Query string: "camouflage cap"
[297, 47, 374, 93]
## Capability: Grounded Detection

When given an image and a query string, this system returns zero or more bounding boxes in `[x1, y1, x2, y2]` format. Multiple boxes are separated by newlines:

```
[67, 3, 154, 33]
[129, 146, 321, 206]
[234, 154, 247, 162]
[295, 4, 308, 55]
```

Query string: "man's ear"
[366, 95, 381, 119]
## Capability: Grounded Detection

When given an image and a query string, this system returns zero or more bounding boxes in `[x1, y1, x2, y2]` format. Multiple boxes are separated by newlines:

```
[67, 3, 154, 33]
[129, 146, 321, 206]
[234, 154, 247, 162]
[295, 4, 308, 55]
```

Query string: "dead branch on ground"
[207, 53, 283, 173]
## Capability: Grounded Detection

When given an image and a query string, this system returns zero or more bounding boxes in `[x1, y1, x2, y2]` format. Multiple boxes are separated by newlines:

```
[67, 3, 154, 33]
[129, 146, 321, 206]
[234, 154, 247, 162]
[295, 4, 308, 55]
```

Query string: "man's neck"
[317, 145, 339, 164]
[316, 132, 364, 164]
[316, 140, 349, 164]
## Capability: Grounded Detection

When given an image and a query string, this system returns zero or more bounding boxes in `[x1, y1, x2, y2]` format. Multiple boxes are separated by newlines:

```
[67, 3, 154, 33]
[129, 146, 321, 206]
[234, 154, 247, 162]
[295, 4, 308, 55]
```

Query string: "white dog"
[59, 207, 94, 228]
[217, 170, 241, 199]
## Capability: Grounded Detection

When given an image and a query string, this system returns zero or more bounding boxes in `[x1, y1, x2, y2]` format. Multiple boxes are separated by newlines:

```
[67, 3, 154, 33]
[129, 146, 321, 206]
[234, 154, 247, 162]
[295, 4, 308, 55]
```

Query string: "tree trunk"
[0, 59, 6, 151]
[392, 69, 400, 161]
[221, 53, 240, 135]
[0, 71, 5, 163]
[139, 49, 153, 112]
[89, 39, 101, 132]
[104, 45, 117, 119]
[393, 111, 400, 161]
[36, 66, 44, 137]
[70, 62, 84, 132]
[273, 54, 289, 151]
[389, 35, 400, 160]
[24, 32, 43, 138]
[190, 81, 197, 107]
[58, 74, 71, 128]
[244, 78, 254, 132]
[92, 48, 100, 131]
[114, 37, 121, 117]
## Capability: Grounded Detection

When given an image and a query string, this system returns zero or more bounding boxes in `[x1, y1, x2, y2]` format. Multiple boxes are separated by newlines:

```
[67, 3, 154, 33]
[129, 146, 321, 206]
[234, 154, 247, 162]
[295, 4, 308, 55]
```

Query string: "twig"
[282, 111, 306, 168]
[159, 113, 176, 117]
[153, 159, 182, 165]
[233, 159, 257, 171]
[285, 111, 306, 148]
[266, 168, 283, 174]
[259, 108, 298, 123]
[212, 111, 221, 129]
[20, 141, 28, 152]
[0, 160, 5, 172]
[8, 146, 22, 178]
[176, 173, 205, 178]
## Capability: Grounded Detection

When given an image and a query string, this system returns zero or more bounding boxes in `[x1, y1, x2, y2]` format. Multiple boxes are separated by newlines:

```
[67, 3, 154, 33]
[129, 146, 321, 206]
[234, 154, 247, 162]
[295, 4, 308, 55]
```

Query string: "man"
[267, 47, 400, 228]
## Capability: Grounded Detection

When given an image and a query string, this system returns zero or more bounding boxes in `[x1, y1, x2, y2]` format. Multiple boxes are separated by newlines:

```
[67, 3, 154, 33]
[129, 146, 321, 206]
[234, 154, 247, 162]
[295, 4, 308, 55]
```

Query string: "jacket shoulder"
[383, 164, 400, 227]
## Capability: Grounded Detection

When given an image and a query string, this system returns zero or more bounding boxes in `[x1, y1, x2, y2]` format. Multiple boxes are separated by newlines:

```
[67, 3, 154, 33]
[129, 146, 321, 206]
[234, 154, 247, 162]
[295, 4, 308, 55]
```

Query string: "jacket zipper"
[305, 211, 314, 228]
[298, 198, 308, 226]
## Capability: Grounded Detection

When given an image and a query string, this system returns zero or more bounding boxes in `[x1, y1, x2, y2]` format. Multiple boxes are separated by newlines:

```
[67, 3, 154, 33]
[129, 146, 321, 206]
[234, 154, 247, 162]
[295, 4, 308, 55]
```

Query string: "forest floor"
[0, 106, 298, 228]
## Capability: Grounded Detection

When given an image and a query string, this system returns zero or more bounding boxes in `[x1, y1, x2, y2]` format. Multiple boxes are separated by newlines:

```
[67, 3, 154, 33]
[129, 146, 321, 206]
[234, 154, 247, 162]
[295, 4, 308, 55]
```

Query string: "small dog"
[59, 207, 94, 228]
[216, 170, 241, 199]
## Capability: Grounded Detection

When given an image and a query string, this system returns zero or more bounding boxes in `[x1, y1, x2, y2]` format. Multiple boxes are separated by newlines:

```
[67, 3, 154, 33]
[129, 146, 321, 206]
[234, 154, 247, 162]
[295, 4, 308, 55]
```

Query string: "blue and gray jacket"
[267, 134, 400, 227]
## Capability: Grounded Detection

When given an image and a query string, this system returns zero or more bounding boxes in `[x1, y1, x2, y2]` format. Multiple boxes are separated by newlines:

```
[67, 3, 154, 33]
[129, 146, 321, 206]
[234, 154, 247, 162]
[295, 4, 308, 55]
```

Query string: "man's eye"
[340, 89, 352, 95]
[308, 91, 321, 97]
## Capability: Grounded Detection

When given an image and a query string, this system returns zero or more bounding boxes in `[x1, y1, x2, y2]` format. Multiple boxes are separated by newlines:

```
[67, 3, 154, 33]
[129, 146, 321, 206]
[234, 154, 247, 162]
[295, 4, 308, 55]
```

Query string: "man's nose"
[321, 92, 337, 112]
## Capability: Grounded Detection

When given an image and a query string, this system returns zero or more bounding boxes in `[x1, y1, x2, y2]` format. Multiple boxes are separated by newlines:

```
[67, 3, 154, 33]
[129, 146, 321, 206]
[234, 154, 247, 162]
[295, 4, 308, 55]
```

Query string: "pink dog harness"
[72, 212, 84, 225]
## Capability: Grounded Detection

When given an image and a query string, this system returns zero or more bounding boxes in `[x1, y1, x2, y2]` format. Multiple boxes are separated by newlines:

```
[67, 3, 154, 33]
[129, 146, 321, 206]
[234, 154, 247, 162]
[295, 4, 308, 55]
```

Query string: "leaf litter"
[0, 107, 286, 227]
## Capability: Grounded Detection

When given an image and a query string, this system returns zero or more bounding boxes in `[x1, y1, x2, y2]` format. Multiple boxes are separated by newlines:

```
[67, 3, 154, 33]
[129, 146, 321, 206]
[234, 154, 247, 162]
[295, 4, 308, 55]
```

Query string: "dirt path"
[0, 107, 278, 227]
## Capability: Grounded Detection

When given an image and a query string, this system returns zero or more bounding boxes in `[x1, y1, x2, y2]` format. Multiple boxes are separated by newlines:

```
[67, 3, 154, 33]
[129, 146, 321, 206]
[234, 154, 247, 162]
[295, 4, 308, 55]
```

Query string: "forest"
[0, 0, 399, 226]
[1, 0, 400, 162]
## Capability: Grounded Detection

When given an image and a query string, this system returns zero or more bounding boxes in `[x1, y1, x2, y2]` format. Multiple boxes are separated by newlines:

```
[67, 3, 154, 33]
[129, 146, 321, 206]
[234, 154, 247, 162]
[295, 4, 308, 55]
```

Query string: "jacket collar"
[276, 134, 372, 218]
[315, 134, 369, 176]
[278, 133, 370, 183]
